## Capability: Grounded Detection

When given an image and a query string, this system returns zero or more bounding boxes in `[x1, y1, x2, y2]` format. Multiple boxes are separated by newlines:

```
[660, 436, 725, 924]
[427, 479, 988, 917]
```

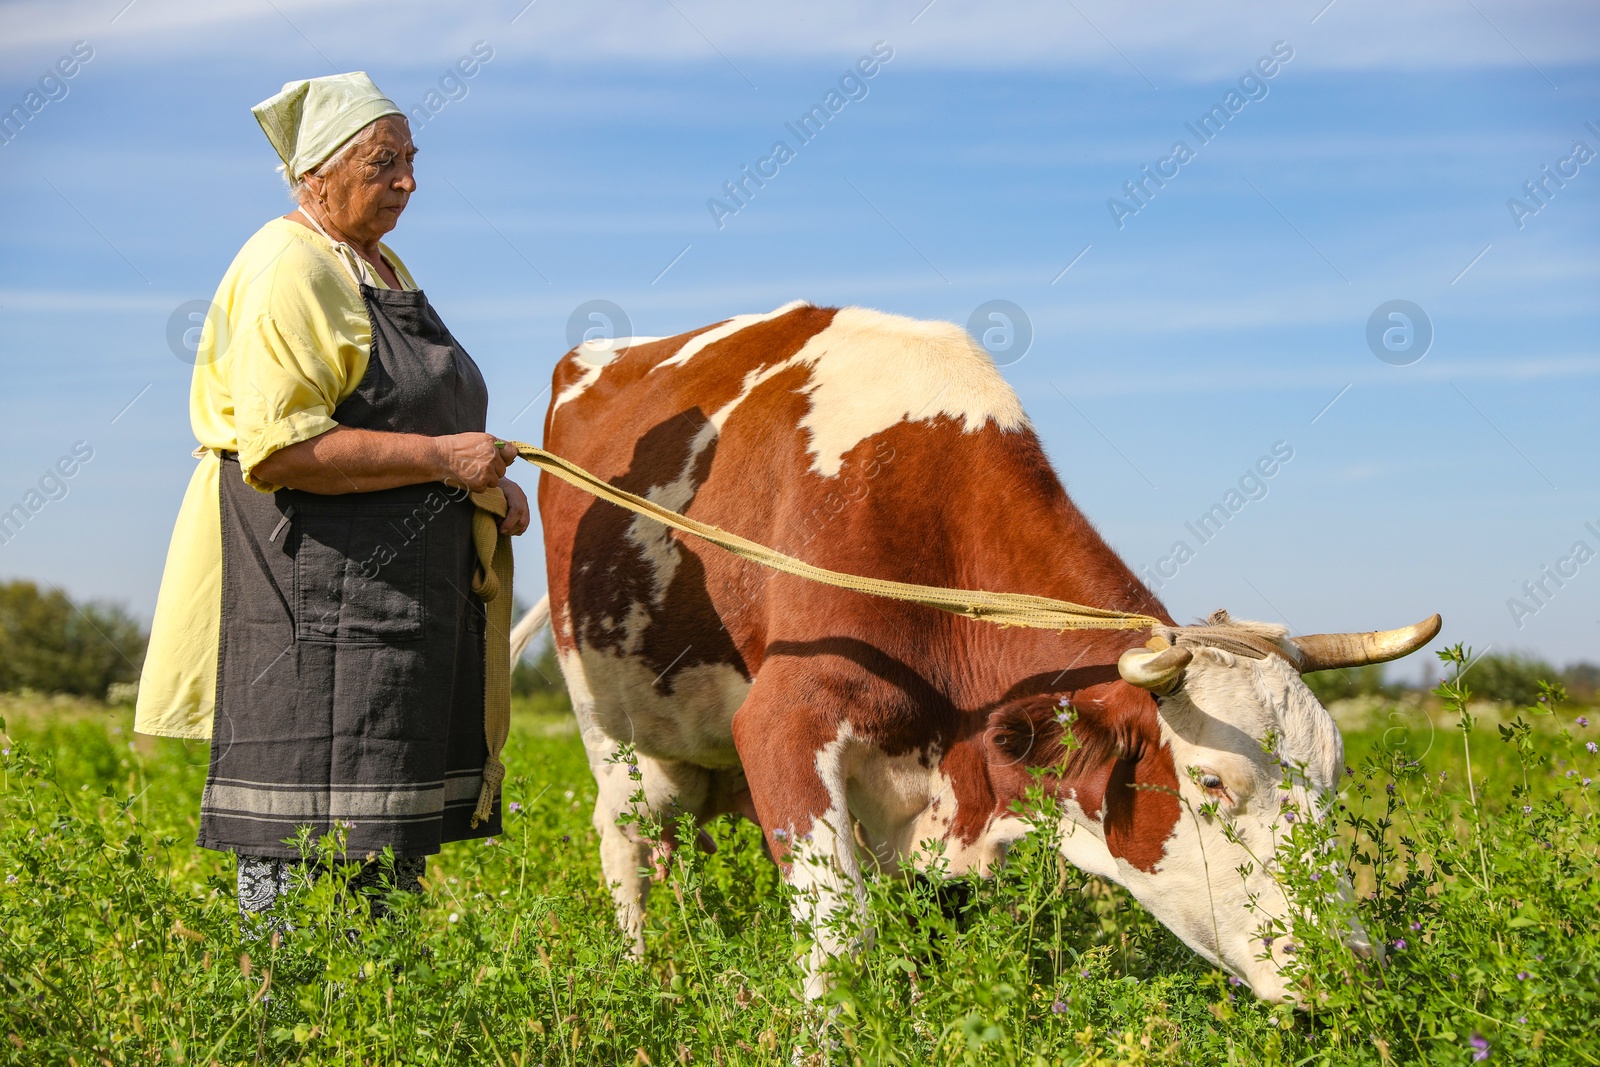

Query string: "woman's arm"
[252, 426, 517, 495]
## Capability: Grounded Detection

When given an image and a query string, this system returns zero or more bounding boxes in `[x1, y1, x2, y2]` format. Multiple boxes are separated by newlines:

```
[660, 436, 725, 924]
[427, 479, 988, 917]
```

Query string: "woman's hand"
[499, 478, 530, 536]
[435, 433, 517, 493]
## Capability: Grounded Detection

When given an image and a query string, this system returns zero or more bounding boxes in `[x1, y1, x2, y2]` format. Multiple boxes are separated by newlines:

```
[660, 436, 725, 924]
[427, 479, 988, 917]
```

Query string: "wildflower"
[1057, 696, 1071, 707]
[1386, 783, 1395, 795]
[1345, 765, 1354, 777]
[561, 834, 571, 843]
[1310, 872, 1322, 881]
[4, 875, 16, 885]
[1051, 999, 1068, 1013]
[1, 748, 8, 757]
[1587, 742, 1598, 754]
[1410, 921, 1422, 931]
[1470, 1033, 1489, 1061]
[773, 828, 788, 841]
[1392, 939, 1406, 951]
[1282, 943, 1296, 955]
[1522, 805, 1533, 814]
[1283, 811, 1297, 823]
[485, 838, 498, 846]
[1518, 1016, 1527, 1025]
[508, 801, 522, 814]
[1578, 716, 1589, 727]
[1568, 770, 1577, 779]
[1262, 935, 1275, 949]
[627, 762, 642, 780]
[1228, 976, 1242, 987]
[1516, 971, 1529, 981]
[1584, 778, 1593, 787]
[448, 913, 460, 924]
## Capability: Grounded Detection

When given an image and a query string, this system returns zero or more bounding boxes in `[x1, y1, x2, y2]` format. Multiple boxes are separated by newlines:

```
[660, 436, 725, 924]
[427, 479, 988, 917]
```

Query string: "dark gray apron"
[198, 280, 502, 859]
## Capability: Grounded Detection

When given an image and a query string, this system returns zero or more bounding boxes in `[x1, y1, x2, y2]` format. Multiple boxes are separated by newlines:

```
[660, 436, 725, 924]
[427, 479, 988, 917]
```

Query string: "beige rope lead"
[502, 440, 1161, 634]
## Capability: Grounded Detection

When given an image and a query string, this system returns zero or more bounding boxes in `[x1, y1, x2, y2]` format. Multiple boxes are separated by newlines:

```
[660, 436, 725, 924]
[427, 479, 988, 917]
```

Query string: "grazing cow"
[523, 301, 1438, 1002]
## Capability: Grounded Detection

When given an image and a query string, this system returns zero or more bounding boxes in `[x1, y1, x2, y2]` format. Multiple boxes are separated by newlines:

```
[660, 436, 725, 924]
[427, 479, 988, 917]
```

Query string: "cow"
[517, 301, 1439, 1004]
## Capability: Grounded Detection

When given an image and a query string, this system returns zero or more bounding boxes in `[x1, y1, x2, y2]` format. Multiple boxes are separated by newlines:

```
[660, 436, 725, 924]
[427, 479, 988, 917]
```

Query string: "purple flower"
[1522, 805, 1533, 814]
[560, 833, 571, 843]
[1262, 935, 1275, 949]
[1057, 696, 1071, 707]
[1518, 1016, 1527, 1025]
[1410, 921, 1422, 931]
[1283, 812, 1297, 824]
[484, 837, 499, 846]
[1470, 1033, 1489, 1061]
[1310, 872, 1322, 881]
[773, 828, 788, 841]
[1282, 943, 1296, 955]
[1587, 742, 1598, 754]
[1051, 999, 1069, 1013]
[1516, 971, 1530, 981]
[1578, 716, 1589, 727]
[1392, 939, 1406, 951]
[508, 801, 522, 814]
[1584, 778, 1593, 787]
[1228, 976, 1242, 987]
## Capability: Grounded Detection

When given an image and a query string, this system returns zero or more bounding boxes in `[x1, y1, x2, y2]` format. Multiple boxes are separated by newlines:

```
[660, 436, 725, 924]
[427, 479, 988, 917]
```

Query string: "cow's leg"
[732, 678, 865, 1001]
[574, 697, 711, 956]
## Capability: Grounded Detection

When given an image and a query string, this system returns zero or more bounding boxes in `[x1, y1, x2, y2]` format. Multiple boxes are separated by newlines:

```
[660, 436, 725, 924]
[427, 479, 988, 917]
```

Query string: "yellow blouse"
[134, 217, 416, 739]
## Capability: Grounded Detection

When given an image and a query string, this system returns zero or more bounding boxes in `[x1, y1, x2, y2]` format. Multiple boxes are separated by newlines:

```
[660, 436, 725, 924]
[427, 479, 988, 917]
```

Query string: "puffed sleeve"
[227, 245, 370, 492]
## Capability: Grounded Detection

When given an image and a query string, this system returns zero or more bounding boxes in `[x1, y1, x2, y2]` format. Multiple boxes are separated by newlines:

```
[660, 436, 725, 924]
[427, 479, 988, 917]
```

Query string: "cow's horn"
[1118, 645, 1193, 694]
[1290, 614, 1442, 673]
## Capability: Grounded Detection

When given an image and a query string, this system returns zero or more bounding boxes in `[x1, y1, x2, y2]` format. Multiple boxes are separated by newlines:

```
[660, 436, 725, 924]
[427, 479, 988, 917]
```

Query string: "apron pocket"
[294, 509, 426, 642]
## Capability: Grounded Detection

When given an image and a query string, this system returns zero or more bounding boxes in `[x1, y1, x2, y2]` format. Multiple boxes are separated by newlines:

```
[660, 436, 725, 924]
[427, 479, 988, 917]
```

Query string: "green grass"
[2, 654, 1598, 1066]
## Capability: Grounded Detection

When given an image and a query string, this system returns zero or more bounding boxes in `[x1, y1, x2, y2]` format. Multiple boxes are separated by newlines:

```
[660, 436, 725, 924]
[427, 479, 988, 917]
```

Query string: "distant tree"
[1560, 662, 1599, 703]
[0, 580, 146, 698]
[1460, 652, 1555, 706]
[1303, 663, 1396, 704]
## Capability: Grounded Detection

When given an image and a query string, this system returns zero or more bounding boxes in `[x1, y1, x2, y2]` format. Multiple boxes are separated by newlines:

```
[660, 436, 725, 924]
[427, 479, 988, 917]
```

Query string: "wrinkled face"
[1116, 648, 1375, 1001]
[300, 115, 416, 246]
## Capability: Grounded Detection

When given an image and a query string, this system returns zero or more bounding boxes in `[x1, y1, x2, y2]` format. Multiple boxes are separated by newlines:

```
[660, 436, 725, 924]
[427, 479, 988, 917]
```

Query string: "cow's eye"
[1199, 773, 1225, 792]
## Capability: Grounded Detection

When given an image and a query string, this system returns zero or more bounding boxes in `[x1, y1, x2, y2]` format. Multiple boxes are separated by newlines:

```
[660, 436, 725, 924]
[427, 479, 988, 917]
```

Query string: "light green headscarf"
[252, 72, 403, 180]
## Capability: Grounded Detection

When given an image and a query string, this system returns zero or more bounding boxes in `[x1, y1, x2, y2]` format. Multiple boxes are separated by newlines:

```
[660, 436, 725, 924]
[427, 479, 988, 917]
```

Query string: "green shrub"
[0, 580, 145, 698]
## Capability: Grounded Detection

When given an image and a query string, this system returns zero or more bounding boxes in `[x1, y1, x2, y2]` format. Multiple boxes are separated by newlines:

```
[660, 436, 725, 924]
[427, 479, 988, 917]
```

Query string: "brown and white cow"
[521, 301, 1438, 1002]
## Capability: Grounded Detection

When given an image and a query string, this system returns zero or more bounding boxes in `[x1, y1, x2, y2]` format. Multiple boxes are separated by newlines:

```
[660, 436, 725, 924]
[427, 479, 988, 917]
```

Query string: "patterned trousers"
[236, 853, 427, 930]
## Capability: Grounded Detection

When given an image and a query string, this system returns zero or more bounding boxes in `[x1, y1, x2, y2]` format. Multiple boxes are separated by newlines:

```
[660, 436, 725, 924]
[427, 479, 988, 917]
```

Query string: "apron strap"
[298, 206, 407, 291]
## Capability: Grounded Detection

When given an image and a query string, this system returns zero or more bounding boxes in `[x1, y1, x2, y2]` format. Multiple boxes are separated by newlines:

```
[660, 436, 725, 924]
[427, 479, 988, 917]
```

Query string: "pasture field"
[2, 659, 1598, 1066]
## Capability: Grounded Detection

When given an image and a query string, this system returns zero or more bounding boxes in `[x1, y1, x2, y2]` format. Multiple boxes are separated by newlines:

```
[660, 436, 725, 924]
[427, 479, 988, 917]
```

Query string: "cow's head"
[984, 611, 1439, 1003]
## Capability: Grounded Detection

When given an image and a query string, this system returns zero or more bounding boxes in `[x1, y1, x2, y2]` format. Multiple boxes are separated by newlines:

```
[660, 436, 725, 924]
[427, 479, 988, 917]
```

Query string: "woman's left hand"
[499, 478, 531, 536]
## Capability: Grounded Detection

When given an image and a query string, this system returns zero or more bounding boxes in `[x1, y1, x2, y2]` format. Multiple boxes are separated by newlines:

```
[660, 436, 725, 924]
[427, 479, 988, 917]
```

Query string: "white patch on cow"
[845, 746, 1025, 878]
[651, 300, 813, 373]
[670, 304, 1031, 478]
[789, 306, 1030, 476]
[560, 642, 750, 768]
[559, 640, 748, 954]
[1099, 643, 1368, 1003]
[786, 720, 868, 1002]
[617, 418, 722, 653]
[551, 336, 661, 413]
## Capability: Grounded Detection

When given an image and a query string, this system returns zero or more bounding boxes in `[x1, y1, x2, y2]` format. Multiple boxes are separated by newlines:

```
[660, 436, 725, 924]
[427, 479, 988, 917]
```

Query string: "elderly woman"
[136, 72, 527, 920]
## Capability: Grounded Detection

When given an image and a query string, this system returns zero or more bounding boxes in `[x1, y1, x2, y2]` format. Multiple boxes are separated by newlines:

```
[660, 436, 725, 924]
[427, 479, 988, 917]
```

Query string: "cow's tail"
[510, 593, 551, 665]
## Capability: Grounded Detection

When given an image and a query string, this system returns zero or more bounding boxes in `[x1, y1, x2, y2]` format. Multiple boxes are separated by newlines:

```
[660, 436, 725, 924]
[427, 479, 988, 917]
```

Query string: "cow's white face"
[1118, 643, 1375, 1002]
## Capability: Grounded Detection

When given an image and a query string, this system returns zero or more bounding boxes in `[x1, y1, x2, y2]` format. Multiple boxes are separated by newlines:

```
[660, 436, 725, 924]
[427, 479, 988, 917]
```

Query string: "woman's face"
[303, 115, 416, 246]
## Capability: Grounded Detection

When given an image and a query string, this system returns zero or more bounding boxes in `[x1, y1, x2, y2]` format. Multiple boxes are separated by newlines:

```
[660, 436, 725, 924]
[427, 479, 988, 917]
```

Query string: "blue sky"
[1, 0, 1596, 672]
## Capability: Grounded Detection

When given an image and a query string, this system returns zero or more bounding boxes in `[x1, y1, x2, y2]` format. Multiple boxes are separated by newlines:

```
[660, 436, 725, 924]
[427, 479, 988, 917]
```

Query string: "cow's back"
[538, 302, 1037, 766]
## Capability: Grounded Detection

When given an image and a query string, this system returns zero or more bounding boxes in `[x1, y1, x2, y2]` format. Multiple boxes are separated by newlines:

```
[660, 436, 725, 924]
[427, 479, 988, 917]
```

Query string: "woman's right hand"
[436, 433, 518, 493]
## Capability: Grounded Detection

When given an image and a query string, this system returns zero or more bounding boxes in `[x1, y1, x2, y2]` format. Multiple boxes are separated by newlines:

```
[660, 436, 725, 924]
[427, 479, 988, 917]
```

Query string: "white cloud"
[3, 0, 1596, 77]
